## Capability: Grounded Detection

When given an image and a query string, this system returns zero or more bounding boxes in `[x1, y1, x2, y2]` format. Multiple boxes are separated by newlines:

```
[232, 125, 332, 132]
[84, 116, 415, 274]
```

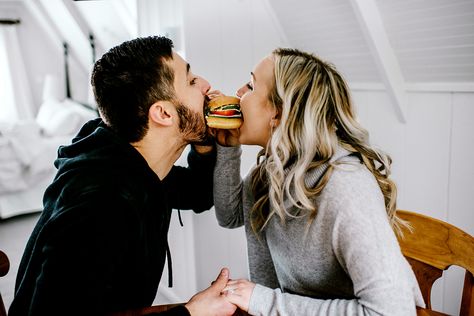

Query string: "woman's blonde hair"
[250, 48, 406, 235]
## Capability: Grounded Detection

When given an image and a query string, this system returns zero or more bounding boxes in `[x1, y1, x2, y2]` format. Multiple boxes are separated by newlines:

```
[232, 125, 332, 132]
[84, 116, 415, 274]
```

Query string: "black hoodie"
[9, 118, 216, 316]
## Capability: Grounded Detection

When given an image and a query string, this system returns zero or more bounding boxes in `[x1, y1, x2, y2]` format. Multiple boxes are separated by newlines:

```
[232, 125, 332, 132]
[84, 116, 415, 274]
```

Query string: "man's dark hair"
[92, 36, 175, 142]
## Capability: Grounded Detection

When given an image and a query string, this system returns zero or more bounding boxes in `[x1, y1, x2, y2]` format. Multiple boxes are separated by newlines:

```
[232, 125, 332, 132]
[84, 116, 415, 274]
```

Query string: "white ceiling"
[1, 0, 473, 86]
[269, 0, 474, 83]
[377, 0, 474, 83]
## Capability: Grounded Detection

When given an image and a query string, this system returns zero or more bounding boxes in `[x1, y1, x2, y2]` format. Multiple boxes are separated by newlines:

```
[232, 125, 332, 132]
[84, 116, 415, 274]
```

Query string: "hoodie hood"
[45, 118, 160, 208]
[54, 118, 154, 182]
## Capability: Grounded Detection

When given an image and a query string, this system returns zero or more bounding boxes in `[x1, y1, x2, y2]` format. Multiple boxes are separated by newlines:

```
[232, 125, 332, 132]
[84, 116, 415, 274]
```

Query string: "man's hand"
[184, 268, 237, 316]
[193, 143, 215, 155]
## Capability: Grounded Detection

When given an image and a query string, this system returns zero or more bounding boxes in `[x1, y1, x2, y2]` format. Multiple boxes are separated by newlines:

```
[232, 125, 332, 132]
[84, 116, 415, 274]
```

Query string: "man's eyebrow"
[251, 72, 256, 81]
[187, 63, 190, 75]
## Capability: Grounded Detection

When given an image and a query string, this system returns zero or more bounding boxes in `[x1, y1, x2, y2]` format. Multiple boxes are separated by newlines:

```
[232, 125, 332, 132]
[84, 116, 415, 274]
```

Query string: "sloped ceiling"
[269, 0, 474, 84]
[270, 0, 381, 83]
[377, 0, 474, 83]
[1, 0, 473, 93]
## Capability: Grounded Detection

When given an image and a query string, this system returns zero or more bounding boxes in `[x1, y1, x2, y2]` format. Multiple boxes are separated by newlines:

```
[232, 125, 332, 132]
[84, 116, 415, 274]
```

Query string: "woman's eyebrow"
[251, 72, 256, 81]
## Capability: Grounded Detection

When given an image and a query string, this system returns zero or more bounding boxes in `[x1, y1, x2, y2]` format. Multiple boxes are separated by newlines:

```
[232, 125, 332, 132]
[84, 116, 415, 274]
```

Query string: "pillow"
[36, 99, 97, 136]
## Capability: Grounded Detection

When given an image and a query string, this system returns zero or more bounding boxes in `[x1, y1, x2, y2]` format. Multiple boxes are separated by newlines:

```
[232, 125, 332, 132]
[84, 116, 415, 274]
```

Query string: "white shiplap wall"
[166, 1, 474, 315]
[352, 89, 474, 314]
[155, 0, 285, 304]
[182, 0, 285, 289]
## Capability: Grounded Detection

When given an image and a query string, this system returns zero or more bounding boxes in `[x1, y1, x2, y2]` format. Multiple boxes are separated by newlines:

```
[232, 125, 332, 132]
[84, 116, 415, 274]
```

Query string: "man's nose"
[200, 77, 211, 95]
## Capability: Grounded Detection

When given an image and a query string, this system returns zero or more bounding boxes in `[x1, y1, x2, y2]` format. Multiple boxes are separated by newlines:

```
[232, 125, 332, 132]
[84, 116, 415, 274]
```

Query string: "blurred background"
[0, 0, 473, 314]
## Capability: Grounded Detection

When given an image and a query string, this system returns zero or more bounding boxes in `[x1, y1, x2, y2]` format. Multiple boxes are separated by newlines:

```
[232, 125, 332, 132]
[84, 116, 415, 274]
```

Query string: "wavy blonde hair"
[250, 48, 406, 236]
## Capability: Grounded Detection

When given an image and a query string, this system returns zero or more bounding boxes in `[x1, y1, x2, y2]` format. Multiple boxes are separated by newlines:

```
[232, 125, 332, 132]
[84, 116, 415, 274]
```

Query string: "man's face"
[169, 52, 211, 143]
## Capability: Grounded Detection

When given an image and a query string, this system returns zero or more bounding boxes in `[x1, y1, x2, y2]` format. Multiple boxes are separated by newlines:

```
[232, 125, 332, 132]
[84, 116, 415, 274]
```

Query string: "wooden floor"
[0, 212, 40, 310]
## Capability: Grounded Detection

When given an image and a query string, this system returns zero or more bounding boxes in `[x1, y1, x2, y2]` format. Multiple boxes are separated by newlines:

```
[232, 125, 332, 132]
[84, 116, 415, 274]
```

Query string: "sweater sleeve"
[164, 145, 216, 213]
[248, 170, 422, 316]
[215, 145, 280, 288]
[213, 144, 245, 228]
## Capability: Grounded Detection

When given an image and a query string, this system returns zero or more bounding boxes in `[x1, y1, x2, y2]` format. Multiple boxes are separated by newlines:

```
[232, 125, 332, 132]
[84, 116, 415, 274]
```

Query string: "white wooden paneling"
[350, 0, 408, 123]
[363, 91, 407, 201]
[183, 0, 283, 291]
[220, 0, 253, 96]
[444, 93, 474, 315]
[182, 0, 223, 92]
[181, 1, 473, 312]
[354, 89, 473, 314]
[351, 90, 370, 129]
[156, 211, 198, 304]
[402, 92, 452, 220]
[402, 92, 453, 313]
[449, 93, 474, 235]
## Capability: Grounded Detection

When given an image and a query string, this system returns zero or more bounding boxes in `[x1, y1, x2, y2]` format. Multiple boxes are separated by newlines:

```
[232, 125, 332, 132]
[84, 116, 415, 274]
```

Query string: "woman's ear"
[149, 102, 173, 127]
[270, 118, 280, 128]
[270, 109, 281, 128]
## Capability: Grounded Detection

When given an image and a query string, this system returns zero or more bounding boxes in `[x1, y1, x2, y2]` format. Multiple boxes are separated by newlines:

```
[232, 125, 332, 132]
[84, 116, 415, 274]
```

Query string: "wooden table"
[112, 304, 449, 315]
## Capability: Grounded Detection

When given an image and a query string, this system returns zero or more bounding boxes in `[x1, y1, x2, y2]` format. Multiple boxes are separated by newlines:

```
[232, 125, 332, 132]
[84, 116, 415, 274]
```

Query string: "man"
[9, 36, 235, 316]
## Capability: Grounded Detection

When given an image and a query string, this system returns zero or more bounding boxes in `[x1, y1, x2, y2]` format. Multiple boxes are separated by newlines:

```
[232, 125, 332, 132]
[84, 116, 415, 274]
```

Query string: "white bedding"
[0, 98, 97, 219]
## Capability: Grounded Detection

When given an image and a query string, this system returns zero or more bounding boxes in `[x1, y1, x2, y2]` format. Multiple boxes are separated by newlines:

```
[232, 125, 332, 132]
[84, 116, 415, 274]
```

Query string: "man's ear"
[149, 101, 173, 127]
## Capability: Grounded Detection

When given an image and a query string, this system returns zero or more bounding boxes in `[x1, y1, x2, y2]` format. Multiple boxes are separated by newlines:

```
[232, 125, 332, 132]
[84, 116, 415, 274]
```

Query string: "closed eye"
[246, 82, 254, 90]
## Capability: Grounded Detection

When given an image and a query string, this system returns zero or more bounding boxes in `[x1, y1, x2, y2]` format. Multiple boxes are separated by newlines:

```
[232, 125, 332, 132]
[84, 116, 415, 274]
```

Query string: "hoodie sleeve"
[10, 191, 141, 316]
[164, 145, 216, 213]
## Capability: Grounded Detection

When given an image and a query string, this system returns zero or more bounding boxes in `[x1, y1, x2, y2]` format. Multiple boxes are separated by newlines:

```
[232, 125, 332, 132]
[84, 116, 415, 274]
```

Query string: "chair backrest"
[396, 210, 474, 316]
[0, 250, 10, 316]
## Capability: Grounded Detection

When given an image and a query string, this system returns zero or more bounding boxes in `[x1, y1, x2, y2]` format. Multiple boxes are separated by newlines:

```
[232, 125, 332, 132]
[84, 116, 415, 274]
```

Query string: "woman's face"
[236, 55, 278, 147]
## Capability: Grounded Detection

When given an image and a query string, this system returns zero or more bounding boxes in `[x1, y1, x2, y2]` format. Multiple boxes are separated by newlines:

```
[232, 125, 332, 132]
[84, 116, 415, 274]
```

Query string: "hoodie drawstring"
[166, 243, 173, 287]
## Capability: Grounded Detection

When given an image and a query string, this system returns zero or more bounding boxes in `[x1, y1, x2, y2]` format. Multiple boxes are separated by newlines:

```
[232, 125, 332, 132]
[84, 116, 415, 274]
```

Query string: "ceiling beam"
[25, 0, 89, 74]
[349, 0, 408, 123]
[61, 0, 105, 64]
[110, 0, 136, 38]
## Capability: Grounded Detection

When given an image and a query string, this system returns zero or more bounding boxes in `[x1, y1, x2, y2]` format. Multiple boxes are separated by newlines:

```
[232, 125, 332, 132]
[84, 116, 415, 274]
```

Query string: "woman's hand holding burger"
[206, 90, 241, 147]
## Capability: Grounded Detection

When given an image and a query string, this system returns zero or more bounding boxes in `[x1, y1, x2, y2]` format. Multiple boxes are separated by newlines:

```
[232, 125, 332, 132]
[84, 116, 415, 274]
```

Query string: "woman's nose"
[236, 85, 246, 98]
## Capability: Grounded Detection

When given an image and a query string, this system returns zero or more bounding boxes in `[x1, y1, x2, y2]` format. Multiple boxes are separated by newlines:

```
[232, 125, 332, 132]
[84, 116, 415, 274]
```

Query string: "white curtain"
[0, 25, 35, 121]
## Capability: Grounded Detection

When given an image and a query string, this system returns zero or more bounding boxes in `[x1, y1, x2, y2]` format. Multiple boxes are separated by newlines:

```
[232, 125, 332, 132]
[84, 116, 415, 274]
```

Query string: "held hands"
[222, 279, 256, 313]
[185, 268, 237, 316]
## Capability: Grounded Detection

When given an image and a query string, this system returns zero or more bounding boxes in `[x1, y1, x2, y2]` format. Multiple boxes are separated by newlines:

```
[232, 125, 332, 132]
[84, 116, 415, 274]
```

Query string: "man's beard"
[175, 101, 209, 144]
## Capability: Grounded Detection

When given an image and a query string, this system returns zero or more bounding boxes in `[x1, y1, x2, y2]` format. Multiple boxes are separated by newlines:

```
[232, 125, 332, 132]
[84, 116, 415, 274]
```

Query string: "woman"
[213, 48, 424, 315]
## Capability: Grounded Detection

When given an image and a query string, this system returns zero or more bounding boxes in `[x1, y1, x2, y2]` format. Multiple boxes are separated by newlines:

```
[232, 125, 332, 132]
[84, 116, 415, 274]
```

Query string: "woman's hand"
[222, 279, 256, 312]
[206, 90, 241, 147]
[211, 128, 240, 147]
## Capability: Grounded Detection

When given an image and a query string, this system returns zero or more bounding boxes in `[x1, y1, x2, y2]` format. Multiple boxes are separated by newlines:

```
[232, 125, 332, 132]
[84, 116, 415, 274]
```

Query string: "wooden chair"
[397, 210, 474, 316]
[111, 303, 250, 315]
[0, 250, 10, 316]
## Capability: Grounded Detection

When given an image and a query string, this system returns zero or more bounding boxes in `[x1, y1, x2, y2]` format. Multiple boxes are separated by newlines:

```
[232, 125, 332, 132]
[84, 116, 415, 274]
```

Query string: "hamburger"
[205, 95, 242, 129]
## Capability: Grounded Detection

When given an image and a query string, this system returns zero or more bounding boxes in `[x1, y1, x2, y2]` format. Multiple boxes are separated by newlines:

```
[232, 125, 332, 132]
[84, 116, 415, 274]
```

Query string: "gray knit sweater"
[214, 144, 424, 316]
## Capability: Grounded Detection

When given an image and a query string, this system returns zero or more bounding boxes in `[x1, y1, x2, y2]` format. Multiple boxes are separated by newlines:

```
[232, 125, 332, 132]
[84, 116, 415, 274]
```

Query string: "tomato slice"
[213, 110, 237, 116]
